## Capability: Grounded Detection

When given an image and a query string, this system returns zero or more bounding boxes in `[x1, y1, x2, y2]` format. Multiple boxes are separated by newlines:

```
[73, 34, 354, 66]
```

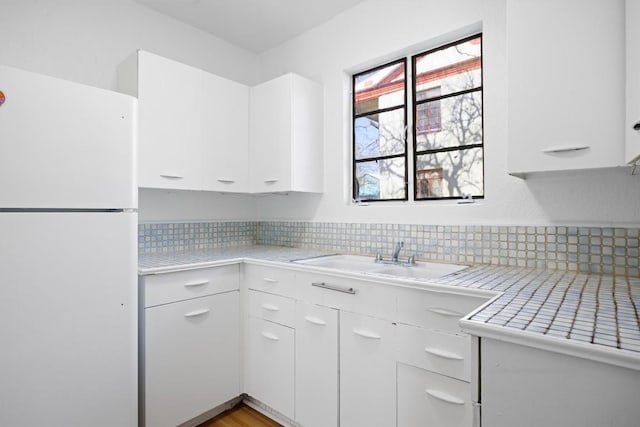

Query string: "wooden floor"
[197, 403, 282, 427]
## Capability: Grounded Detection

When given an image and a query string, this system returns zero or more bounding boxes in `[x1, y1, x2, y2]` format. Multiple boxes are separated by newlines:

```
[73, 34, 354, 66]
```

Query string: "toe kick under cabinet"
[139, 265, 241, 427]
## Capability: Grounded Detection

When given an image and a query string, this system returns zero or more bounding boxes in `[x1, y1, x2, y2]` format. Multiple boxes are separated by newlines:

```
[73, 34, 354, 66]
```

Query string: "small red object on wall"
[0, 90, 5, 107]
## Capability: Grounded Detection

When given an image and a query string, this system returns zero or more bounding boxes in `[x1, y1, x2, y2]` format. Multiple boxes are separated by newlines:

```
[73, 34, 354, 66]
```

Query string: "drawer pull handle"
[304, 315, 327, 326]
[184, 280, 210, 288]
[263, 277, 278, 283]
[352, 329, 381, 340]
[261, 331, 280, 341]
[184, 308, 210, 318]
[261, 303, 280, 312]
[264, 179, 279, 183]
[159, 173, 184, 179]
[424, 347, 464, 361]
[427, 307, 463, 317]
[541, 145, 590, 153]
[312, 282, 356, 295]
[425, 389, 465, 405]
[217, 178, 236, 183]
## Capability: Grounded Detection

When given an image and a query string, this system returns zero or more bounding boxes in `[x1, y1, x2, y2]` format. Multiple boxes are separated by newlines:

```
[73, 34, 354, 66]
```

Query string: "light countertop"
[139, 245, 640, 369]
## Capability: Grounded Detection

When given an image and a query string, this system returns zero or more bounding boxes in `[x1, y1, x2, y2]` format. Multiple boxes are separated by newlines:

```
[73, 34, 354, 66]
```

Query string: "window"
[352, 59, 407, 201]
[352, 34, 483, 202]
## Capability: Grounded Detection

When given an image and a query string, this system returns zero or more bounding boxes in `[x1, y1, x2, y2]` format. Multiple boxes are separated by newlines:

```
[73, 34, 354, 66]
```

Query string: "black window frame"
[412, 33, 485, 201]
[352, 58, 408, 203]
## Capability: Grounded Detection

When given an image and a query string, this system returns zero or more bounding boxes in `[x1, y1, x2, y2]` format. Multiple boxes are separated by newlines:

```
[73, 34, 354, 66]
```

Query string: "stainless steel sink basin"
[293, 254, 468, 279]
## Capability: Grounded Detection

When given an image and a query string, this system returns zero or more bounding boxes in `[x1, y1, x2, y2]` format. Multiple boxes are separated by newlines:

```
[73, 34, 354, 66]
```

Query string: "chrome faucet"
[391, 241, 404, 262]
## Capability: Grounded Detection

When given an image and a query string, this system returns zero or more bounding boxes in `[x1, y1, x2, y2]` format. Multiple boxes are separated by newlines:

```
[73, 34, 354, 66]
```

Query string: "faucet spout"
[391, 241, 404, 262]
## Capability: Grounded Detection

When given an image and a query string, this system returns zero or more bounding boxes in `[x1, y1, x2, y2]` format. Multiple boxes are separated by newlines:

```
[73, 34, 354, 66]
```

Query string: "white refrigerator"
[0, 65, 137, 426]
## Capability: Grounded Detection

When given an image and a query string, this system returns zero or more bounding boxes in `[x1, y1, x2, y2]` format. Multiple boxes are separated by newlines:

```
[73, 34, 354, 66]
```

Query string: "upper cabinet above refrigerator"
[626, 0, 640, 165]
[506, 0, 626, 177]
[0, 65, 136, 209]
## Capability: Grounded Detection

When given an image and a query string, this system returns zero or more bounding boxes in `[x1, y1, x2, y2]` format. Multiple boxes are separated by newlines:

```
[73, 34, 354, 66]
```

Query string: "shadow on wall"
[253, 192, 323, 220]
[522, 167, 640, 226]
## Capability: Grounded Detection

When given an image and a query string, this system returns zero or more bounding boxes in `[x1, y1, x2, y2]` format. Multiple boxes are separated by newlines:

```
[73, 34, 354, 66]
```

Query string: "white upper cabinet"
[201, 72, 250, 192]
[507, 0, 626, 176]
[626, 0, 640, 164]
[249, 73, 323, 193]
[118, 50, 249, 192]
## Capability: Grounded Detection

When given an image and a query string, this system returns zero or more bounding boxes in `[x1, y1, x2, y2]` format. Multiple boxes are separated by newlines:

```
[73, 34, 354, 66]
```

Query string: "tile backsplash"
[139, 221, 640, 277]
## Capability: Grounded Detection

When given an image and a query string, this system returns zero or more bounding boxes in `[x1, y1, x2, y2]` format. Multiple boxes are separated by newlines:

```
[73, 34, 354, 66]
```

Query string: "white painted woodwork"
[248, 289, 296, 327]
[626, 0, 640, 164]
[119, 50, 250, 191]
[201, 71, 250, 192]
[481, 338, 640, 427]
[294, 302, 339, 427]
[143, 264, 239, 308]
[339, 311, 396, 427]
[0, 65, 136, 209]
[397, 323, 471, 382]
[243, 263, 297, 295]
[0, 213, 137, 426]
[245, 317, 295, 420]
[249, 73, 323, 193]
[506, 0, 626, 175]
[141, 266, 241, 426]
[397, 363, 472, 427]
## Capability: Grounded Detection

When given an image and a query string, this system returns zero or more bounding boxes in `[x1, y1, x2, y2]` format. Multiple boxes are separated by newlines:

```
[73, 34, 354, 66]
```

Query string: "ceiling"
[134, 0, 365, 53]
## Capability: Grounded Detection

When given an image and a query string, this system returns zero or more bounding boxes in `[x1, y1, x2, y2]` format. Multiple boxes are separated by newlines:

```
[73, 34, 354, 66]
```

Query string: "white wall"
[256, 0, 640, 227]
[0, 0, 260, 222]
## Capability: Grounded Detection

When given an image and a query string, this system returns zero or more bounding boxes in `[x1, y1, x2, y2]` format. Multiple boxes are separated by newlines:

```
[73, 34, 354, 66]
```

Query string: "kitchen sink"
[293, 254, 468, 279]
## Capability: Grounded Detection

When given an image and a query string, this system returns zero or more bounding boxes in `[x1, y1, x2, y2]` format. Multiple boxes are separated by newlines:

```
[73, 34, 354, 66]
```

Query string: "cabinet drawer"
[295, 271, 396, 320]
[397, 288, 489, 334]
[397, 324, 471, 382]
[243, 264, 296, 297]
[397, 363, 472, 427]
[142, 264, 239, 308]
[248, 290, 295, 327]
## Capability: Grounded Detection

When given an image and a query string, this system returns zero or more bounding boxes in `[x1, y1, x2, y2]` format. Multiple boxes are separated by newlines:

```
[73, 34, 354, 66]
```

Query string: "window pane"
[355, 157, 406, 200]
[354, 61, 405, 115]
[355, 109, 405, 160]
[415, 91, 482, 152]
[414, 36, 481, 97]
[415, 147, 483, 198]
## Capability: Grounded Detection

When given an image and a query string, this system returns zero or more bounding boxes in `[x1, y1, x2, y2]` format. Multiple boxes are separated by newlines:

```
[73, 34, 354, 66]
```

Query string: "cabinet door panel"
[201, 72, 249, 192]
[138, 51, 203, 189]
[507, 0, 625, 174]
[340, 311, 396, 427]
[295, 302, 338, 427]
[398, 363, 471, 427]
[245, 317, 294, 419]
[144, 291, 240, 427]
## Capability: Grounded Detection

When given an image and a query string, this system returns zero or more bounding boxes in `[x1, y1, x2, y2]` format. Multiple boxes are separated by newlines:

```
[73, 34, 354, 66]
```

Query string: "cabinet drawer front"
[295, 271, 396, 320]
[143, 264, 239, 308]
[397, 324, 471, 382]
[397, 288, 489, 334]
[248, 290, 295, 327]
[243, 264, 296, 296]
[397, 363, 472, 427]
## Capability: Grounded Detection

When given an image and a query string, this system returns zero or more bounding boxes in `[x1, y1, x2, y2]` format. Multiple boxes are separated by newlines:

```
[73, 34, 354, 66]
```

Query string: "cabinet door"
[340, 311, 396, 427]
[398, 363, 472, 427]
[249, 75, 292, 192]
[626, 0, 640, 164]
[507, 0, 625, 175]
[245, 317, 294, 419]
[144, 291, 240, 427]
[201, 72, 250, 192]
[137, 51, 203, 189]
[295, 302, 338, 427]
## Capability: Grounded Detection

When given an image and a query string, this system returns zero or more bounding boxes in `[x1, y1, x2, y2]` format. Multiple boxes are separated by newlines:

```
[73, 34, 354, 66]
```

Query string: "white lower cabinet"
[340, 311, 397, 427]
[144, 291, 240, 427]
[245, 316, 295, 420]
[295, 302, 339, 427]
[397, 363, 472, 427]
